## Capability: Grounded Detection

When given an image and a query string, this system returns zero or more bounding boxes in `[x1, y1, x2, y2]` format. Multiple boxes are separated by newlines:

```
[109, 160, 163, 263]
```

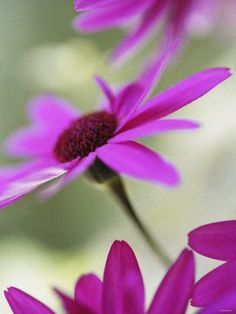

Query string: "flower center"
[54, 111, 117, 163]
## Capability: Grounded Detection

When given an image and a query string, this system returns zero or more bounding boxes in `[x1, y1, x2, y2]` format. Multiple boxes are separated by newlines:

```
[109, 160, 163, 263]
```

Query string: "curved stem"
[107, 176, 171, 268]
[86, 158, 171, 268]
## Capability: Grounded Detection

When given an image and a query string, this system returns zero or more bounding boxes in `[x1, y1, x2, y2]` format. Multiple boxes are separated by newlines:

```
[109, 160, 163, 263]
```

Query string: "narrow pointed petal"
[147, 249, 195, 314]
[5, 287, 55, 314]
[95, 76, 115, 109]
[125, 68, 231, 129]
[188, 220, 236, 261]
[74, 0, 119, 11]
[0, 161, 67, 209]
[102, 241, 144, 314]
[39, 153, 95, 199]
[5, 95, 79, 158]
[192, 261, 236, 308]
[111, 119, 200, 143]
[113, 83, 145, 119]
[97, 142, 180, 186]
[74, 1, 148, 32]
[55, 289, 89, 314]
[111, 0, 167, 62]
[74, 274, 102, 314]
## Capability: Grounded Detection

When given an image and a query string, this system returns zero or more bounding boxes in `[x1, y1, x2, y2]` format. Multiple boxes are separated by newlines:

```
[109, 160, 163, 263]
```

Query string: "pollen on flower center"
[54, 111, 117, 163]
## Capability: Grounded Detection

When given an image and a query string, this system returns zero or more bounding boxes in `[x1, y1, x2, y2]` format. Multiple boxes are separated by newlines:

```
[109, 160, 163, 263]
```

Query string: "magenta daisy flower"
[188, 220, 236, 311]
[0, 67, 231, 209]
[5, 241, 195, 314]
[73, 0, 236, 63]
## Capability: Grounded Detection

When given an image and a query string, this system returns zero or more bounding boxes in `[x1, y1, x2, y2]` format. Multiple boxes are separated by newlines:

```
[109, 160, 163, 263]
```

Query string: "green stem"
[86, 158, 172, 268]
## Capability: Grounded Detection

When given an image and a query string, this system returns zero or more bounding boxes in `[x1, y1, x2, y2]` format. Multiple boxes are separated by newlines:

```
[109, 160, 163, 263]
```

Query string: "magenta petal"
[5, 287, 55, 314]
[74, 1, 149, 32]
[111, 0, 166, 62]
[192, 261, 236, 309]
[95, 76, 115, 110]
[5, 95, 79, 158]
[0, 161, 66, 209]
[102, 241, 144, 314]
[197, 290, 236, 314]
[113, 83, 145, 120]
[147, 249, 195, 314]
[126, 67, 231, 128]
[74, 274, 102, 313]
[188, 220, 236, 261]
[111, 119, 200, 143]
[55, 289, 85, 314]
[39, 153, 95, 199]
[97, 142, 180, 186]
[74, 0, 119, 10]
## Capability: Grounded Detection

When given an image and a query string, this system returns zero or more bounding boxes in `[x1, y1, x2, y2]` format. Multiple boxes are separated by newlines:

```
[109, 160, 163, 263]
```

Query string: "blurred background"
[0, 1, 236, 312]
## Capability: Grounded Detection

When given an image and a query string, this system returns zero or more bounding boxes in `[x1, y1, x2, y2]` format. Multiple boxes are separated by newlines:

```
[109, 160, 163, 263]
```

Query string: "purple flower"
[5, 241, 195, 314]
[0, 66, 231, 209]
[73, 0, 236, 63]
[188, 220, 236, 311]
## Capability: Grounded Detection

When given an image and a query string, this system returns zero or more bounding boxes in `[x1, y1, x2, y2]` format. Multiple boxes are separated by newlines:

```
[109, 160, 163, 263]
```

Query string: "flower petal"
[5, 95, 79, 158]
[95, 76, 115, 109]
[147, 249, 195, 314]
[111, 0, 167, 62]
[74, 0, 119, 11]
[39, 153, 95, 199]
[192, 261, 236, 309]
[197, 290, 236, 314]
[74, 274, 102, 313]
[0, 161, 67, 209]
[97, 141, 180, 186]
[5, 287, 55, 314]
[113, 83, 145, 119]
[125, 67, 231, 129]
[111, 119, 200, 143]
[55, 289, 86, 314]
[102, 241, 144, 314]
[74, 1, 149, 32]
[188, 220, 236, 261]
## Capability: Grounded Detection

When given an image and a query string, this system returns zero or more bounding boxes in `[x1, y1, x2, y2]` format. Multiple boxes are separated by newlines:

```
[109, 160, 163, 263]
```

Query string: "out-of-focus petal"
[74, 274, 102, 313]
[97, 141, 180, 186]
[39, 153, 95, 199]
[74, 0, 120, 11]
[125, 67, 231, 129]
[188, 220, 236, 261]
[0, 161, 67, 209]
[5, 95, 79, 158]
[147, 249, 195, 314]
[102, 241, 144, 314]
[111, 0, 167, 62]
[5, 287, 55, 314]
[111, 119, 200, 143]
[74, 1, 150, 32]
[192, 261, 236, 308]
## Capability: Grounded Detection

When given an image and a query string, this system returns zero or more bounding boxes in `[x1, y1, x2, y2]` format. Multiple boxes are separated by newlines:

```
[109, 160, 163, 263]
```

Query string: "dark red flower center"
[54, 111, 117, 163]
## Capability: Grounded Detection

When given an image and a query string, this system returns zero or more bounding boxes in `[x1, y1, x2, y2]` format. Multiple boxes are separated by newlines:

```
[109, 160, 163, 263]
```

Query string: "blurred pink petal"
[5, 287, 55, 314]
[95, 76, 115, 110]
[74, 0, 120, 10]
[147, 249, 195, 314]
[97, 141, 180, 186]
[5, 95, 79, 158]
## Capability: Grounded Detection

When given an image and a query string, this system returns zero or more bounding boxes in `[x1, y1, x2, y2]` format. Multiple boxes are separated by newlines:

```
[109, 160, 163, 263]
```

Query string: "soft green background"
[0, 1, 236, 313]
